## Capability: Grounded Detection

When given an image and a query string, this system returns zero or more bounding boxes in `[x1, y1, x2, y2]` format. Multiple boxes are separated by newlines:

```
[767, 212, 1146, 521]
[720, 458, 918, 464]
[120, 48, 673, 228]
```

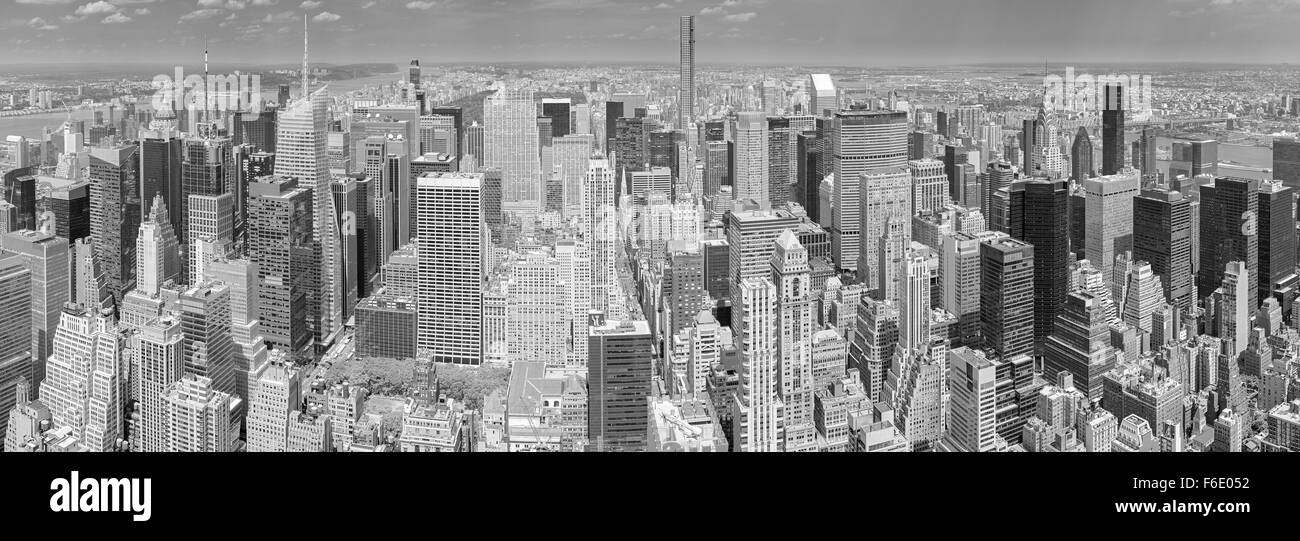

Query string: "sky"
[2, 0, 1299, 67]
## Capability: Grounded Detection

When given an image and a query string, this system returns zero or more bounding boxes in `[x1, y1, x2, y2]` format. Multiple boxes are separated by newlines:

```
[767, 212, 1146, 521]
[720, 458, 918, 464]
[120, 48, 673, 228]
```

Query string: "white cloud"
[362, 0, 376, 6]
[101, 12, 132, 23]
[250, 0, 278, 5]
[406, 1, 436, 9]
[180, 8, 223, 21]
[15, 0, 76, 4]
[134, 8, 150, 15]
[300, 0, 322, 8]
[75, 1, 119, 15]
[723, 11, 756, 22]
[198, 0, 224, 6]
[27, 17, 60, 30]
[654, 2, 670, 7]
[261, 10, 298, 23]
[312, 11, 340, 22]
[699, 6, 722, 15]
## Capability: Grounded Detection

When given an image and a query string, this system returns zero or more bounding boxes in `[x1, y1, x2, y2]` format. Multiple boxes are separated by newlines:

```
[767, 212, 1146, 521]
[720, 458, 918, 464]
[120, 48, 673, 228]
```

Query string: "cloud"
[27, 17, 60, 30]
[75, 1, 119, 15]
[180, 8, 224, 21]
[406, 1, 436, 8]
[15, 0, 76, 4]
[134, 8, 150, 14]
[362, 0, 375, 6]
[261, 10, 298, 22]
[251, 0, 278, 5]
[101, 12, 132, 23]
[300, 0, 322, 7]
[722, 11, 756, 22]
[699, 6, 723, 14]
[654, 2, 670, 7]
[312, 11, 340, 22]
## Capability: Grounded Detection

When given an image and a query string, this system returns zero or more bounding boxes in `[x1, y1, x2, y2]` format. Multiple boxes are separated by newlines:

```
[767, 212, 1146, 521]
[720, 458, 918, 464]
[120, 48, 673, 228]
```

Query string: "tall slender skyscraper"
[732, 277, 784, 452]
[275, 85, 341, 350]
[1101, 84, 1125, 176]
[584, 159, 617, 314]
[417, 173, 484, 364]
[679, 15, 695, 130]
[771, 231, 816, 451]
[0, 253, 31, 434]
[88, 143, 141, 302]
[1257, 181, 1297, 310]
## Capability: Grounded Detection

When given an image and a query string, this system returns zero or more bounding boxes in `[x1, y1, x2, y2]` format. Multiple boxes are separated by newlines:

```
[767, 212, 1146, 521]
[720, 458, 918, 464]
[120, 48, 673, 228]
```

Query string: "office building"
[588, 314, 653, 452]
[416, 173, 484, 364]
[980, 237, 1035, 360]
[1133, 187, 1194, 311]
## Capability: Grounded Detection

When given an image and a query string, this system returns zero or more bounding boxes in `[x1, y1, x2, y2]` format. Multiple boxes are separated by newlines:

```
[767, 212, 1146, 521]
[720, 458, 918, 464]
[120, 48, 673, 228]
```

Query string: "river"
[0, 71, 404, 139]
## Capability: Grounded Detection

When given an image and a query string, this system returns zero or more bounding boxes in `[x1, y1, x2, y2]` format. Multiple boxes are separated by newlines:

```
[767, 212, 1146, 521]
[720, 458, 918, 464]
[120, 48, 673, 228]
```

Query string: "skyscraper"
[731, 277, 783, 452]
[1042, 291, 1117, 400]
[180, 282, 237, 403]
[909, 158, 948, 215]
[1198, 176, 1259, 308]
[1257, 181, 1297, 310]
[275, 86, 343, 350]
[248, 175, 314, 354]
[161, 374, 239, 452]
[416, 173, 484, 364]
[584, 159, 617, 313]
[484, 88, 541, 213]
[246, 353, 302, 452]
[134, 316, 184, 452]
[1009, 178, 1069, 350]
[1083, 171, 1139, 279]
[771, 231, 816, 451]
[1, 230, 68, 393]
[1101, 83, 1125, 176]
[188, 193, 235, 286]
[830, 109, 907, 274]
[1273, 137, 1300, 188]
[88, 143, 141, 302]
[679, 15, 695, 129]
[588, 314, 653, 452]
[1134, 186, 1193, 311]
[733, 112, 770, 205]
[0, 253, 31, 435]
[980, 237, 1035, 360]
[1071, 126, 1093, 181]
[136, 195, 182, 296]
[809, 74, 838, 117]
[858, 167, 912, 287]
[942, 230, 1007, 348]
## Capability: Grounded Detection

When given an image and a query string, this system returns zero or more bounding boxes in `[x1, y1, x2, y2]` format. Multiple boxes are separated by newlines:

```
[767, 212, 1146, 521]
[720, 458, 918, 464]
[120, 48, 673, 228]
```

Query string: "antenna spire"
[302, 14, 310, 100]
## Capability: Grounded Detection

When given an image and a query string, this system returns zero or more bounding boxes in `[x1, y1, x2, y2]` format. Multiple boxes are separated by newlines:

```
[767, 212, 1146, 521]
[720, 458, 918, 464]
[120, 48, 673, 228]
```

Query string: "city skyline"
[3, 0, 1300, 66]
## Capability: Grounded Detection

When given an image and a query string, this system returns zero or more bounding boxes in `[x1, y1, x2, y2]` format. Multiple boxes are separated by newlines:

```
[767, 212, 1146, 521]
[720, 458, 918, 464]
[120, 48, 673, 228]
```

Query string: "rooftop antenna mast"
[302, 14, 310, 100]
[203, 36, 210, 129]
